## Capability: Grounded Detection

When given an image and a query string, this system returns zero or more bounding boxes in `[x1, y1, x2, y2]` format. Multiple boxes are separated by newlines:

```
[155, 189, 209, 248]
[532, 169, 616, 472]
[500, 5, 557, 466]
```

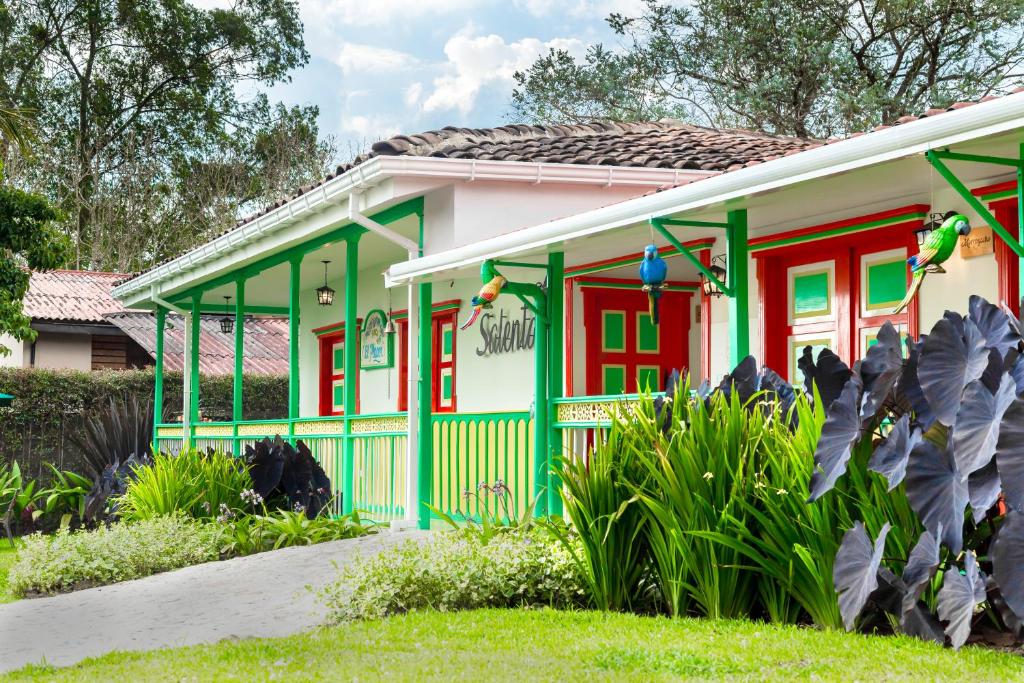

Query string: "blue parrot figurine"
[639, 244, 668, 324]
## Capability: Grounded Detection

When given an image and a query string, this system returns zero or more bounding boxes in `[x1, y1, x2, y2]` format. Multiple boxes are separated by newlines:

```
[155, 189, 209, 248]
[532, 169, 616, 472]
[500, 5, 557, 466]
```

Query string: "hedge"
[0, 368, 287, 481]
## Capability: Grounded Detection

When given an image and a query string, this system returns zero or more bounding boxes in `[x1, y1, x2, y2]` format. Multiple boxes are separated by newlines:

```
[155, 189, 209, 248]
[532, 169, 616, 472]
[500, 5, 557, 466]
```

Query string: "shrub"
[217, 509, 370, 557]
[117, 449, 251, 522]
[320, 530, 585, 622]
[8, 515, 219, 595]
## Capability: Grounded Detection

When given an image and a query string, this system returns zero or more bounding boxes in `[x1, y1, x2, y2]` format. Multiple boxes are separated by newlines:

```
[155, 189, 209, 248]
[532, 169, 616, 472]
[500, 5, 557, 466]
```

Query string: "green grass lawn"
[5, 608, 1022, 681]
[0, 541, 20, 604]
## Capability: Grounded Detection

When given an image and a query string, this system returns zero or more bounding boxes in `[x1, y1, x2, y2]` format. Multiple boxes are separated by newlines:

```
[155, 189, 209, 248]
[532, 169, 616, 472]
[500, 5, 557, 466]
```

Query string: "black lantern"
[915, 210, 956, 246]
[219, 296, 234, 334]
[701, 255, 728, 298]
[317, 260, 335, 306]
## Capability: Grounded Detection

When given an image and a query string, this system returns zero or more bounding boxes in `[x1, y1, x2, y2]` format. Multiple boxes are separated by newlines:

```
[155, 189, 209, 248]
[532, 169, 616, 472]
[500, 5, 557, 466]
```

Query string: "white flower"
[703, 472, 714, 481]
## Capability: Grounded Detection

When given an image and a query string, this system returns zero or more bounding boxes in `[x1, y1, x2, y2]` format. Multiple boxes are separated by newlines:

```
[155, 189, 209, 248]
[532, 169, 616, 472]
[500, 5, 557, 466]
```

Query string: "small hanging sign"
[960, 226, 993, 259]
[360, 309, 393, 369]
[475, 304, 536, 357]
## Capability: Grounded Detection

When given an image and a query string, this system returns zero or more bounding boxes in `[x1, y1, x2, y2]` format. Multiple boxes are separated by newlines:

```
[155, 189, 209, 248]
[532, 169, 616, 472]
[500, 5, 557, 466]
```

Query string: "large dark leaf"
[937, 552, 986, 649]
[808, 375, 864, 502]
[905, 435, 969, 553]
[969, 294, 1020, 357]
[859, 321, 903, 421]
[895, 336, 935, 430]
[718, 355, 759, 405]
[654, 369, 682, 427]
[758, 367, 796, 422]
[868, 414, 920, 490]
[901, 529, 940, 615]
[1009, 352, 1024, 396]
[246, 437, 284, 499]
[992, 510, 1024, 623]
[900, 603, 946, 644]
[799, 346, 852, 409]
[995, 397, 1024, 512]
[875, 567, 945, 643]
[952, 375, 1017, 480]
[919, 317, 989, 426]
[834, 521, 890, 630]
[968, 459, 1001, 520]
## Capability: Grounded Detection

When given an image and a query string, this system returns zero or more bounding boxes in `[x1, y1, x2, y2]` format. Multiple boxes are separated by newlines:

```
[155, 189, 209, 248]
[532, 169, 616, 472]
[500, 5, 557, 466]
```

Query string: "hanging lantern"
[219, 296, 234, 334]
[701, 255, 728, 298]
[915, 211, 956, 246]
[317, 260, 335, 306]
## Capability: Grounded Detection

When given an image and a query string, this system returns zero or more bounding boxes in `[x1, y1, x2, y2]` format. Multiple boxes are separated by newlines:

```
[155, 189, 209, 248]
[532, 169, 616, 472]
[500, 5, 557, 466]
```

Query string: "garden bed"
[6, 608, 1022, 681]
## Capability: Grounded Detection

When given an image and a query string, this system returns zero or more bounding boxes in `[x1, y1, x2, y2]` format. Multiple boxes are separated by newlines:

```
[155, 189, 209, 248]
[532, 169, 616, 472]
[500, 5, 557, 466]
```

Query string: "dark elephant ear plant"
[808, 295, 1024, 648]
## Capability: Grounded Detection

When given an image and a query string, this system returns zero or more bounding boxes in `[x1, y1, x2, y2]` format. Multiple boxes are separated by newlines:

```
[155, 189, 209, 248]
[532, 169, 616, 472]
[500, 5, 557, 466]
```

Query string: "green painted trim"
[288, 256, 301, 422]
[553, 393, 665, 405]
[929, 149, 1024, 169]
[153, 307, 166, 445]
[566, 240, 715, 277]
[546, 251, 564, 517]
[748, 211, 927, 252]
[342, 234, 360, 514]
[657, 217, 730, 229]
[979, 188, 1017, 203]
[233, 279, 245, 424]
[575, 280, 698, 292]
[192, 304, 288, 315]
[417, 280, 433, 530]
[189, 296, 201, 423]
[727, 209, 750, 366]
[651, 219, 732, 295]
[493, 260, 549, 270]
[390, 301, 460, 320]
[927, 150, 1024, 258]
[360, 308, 394, 370]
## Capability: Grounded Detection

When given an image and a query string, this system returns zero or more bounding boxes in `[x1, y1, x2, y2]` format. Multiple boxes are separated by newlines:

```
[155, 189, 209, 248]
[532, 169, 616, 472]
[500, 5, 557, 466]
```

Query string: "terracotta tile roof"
[22, 270, 132, 323]
[105, 312, 289, 376]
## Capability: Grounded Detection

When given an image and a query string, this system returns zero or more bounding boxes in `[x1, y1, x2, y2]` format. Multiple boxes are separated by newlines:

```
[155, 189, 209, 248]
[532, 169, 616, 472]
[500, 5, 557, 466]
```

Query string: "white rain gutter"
[112, 157, 708, 303]
[386, 91, 1024, 286]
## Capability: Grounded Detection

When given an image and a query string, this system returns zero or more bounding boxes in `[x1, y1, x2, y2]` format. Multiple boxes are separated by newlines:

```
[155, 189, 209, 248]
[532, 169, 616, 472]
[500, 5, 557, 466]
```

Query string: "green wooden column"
[546, 252, 564, 516]
[416, 281, 433, 529]
[726, 209, 750, 367]
[153, 306, 166, 448]
[288, 256, 302, 424]
[533, 290, 549, 517]
[342, 234, 361, 514]
[233, 278, 245, 455]
[189, 295, 201, 424]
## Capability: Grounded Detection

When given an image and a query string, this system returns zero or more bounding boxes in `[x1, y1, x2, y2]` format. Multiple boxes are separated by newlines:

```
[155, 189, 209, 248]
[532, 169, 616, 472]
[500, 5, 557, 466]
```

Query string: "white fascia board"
[113, 156, 707, 306]
[386, 92, 1024, 286]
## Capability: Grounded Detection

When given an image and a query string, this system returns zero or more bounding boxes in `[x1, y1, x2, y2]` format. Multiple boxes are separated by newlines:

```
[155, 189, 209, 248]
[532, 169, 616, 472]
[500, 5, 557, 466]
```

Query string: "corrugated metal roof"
[23, 270, 131, 322]
[106, 312, 288, 376]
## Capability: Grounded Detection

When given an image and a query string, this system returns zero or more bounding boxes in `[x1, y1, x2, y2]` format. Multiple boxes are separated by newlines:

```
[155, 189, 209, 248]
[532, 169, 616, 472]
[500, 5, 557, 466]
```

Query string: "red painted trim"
[971, 180, 1017, 197]
[748, 204, 930, 250]
[390, 299, 462, 318]
[572, 275, 701, 288]
[699, 248, 711, 382]
[311, 318, 362, 335]
[317, 328, 360, 416]
[565, 239, 715, 276]
[992, 201, 1020, 315]
[565, 277, 574, 397]
[396, 308, 460, 412]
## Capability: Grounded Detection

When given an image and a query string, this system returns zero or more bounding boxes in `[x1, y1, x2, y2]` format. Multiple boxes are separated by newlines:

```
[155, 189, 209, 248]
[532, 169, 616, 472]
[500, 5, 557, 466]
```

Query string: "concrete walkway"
[0, 529, 431, 673]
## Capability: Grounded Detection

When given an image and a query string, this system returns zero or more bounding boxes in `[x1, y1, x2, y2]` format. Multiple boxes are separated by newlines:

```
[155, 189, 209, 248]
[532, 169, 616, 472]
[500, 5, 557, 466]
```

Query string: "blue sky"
[196, 1, 646, 157]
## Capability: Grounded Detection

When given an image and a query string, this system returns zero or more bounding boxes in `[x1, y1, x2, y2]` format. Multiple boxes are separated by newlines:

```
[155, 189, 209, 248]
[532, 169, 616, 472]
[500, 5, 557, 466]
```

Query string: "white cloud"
[513, 0, 648, 18]
[342, 115, 402, 141]
[335, 43, 416, 75]
[404, 82, 424, 107]
[422, 33, 586, 114]
[300, 0, 484, 28]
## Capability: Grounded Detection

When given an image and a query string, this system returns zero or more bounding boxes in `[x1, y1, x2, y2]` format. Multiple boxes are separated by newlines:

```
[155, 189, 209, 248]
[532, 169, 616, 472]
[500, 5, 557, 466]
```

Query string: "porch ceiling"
[386, 92, 1024, 285]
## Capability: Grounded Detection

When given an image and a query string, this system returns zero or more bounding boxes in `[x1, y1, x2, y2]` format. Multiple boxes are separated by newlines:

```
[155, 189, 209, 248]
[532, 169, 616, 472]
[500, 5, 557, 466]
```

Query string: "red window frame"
[316, 324, 360, 416]
[396, 307, 459, 413]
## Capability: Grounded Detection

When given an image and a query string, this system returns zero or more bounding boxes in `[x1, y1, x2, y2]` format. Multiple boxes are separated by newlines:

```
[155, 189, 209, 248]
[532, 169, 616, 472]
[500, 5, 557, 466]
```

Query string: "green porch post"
[533, 289, 549, 517]
[288, 256, 301, 425]
[546, 252, 564, 516]
[153, 306, 166, 449]
[416, 281, 433, 529]
[726, 209, 750, 366]
[342, 234, 361, 514]
[233, 278, 245, 454]
[189, 295, 201, 426]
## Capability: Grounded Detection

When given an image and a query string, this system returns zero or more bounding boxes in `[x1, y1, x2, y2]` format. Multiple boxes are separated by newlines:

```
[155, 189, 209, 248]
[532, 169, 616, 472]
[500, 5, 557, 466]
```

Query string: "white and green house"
[112, 96, 1024, 528]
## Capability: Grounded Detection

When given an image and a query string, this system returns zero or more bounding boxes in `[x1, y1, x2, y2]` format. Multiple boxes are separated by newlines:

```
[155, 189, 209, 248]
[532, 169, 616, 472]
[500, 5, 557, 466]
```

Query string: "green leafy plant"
[7, 515, 220, 596]
[216, 508, 369, 558]
[0, 461, 43, 543]
[38, 465, 92, 527]
[427, 480, 539, 544]
[320, 530, 585, 622]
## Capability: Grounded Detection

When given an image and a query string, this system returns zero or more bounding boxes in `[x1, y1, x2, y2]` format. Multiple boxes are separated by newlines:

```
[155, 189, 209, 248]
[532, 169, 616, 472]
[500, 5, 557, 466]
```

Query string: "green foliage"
[427, 480, 540, 544]
[0, 367, 287, 483]
[38, 465, 91, 525]
[555, 383, 919, 627]
[216, 509, 369, 557]
[7, 515, 220, 596]
[320, 531, 586, 622]
[117, 450, 252, 523]
[511, 0, 1024, 138]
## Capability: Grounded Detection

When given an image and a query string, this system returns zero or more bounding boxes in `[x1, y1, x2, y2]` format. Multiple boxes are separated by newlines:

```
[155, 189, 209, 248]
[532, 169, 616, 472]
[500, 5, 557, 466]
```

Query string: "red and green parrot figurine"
[460, 259, 507, 330]
[893, 211, 971, 313]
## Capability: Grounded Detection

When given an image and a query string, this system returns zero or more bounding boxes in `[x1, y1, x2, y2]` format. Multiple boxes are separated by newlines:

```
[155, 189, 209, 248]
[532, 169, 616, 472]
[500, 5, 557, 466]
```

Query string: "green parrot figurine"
[893, 211, 971, 314]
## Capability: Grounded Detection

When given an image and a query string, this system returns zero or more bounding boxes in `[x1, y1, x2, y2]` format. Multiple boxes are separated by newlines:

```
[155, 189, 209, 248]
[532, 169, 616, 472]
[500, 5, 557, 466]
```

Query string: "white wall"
[32, 333, 92, 371]
[0, 333, 24, 368]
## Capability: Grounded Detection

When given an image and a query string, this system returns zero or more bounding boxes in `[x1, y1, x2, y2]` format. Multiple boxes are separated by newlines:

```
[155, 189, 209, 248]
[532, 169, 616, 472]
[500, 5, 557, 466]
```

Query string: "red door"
[318, 328, 359, 416]
[582, 287, 691, 395]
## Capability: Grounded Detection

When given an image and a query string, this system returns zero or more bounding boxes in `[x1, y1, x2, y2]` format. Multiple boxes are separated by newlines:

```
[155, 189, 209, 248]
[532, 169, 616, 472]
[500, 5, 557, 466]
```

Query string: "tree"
[511, 0, 1024, 138]
[0, 0, 316, 269]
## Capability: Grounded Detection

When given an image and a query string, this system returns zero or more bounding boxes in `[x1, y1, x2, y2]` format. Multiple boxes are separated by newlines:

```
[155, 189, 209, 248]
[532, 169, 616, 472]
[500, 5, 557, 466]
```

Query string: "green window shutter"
[602, 311, 625, 352]
[442, 327, 453, 356]
[866, 260, 907, 308]
[603, 365, 625, 394]
[792, 271, 831, 318]
[442, 372, 453, 400]
[333, 343, 345, 373]
[637, 313, 658, 352]
[637, 366, 660, 391]
[332, 381, 344, 410]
